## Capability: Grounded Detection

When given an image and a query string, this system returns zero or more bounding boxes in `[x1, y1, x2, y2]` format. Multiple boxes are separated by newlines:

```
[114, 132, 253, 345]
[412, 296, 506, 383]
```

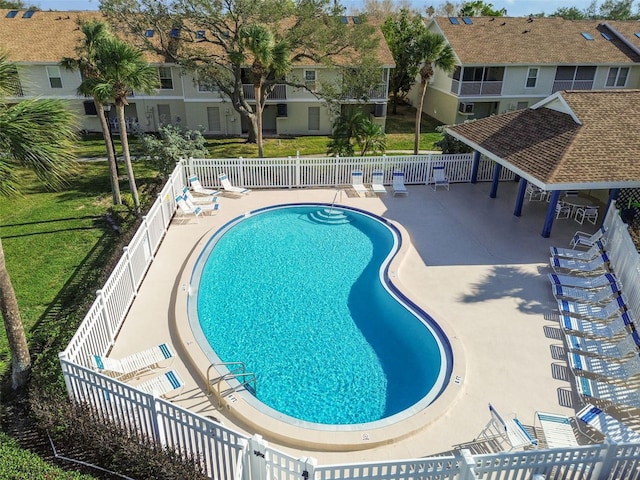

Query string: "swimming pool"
[188, 204, 452, 429]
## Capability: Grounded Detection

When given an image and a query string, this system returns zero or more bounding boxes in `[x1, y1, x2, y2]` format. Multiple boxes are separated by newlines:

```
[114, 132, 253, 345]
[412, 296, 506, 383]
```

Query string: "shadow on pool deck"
[108, 181, 599, 462]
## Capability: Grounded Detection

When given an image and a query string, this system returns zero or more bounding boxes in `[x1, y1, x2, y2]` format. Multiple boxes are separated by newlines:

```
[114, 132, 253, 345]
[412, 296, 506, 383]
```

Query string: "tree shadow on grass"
[458, 265, 556, 317]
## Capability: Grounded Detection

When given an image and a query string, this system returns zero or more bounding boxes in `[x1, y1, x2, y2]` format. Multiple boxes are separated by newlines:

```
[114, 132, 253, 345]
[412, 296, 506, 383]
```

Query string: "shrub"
[136, 125, 209, 176]
[434, 125, 474, 154]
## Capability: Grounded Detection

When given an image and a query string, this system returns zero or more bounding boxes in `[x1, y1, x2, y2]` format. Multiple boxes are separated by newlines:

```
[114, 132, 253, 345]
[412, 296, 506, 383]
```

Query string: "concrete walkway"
[109, 181, 599, 463]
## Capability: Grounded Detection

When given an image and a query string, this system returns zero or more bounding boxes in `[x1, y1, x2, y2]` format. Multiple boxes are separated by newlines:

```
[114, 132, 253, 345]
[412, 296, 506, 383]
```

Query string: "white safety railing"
[58, 156, 640, 480]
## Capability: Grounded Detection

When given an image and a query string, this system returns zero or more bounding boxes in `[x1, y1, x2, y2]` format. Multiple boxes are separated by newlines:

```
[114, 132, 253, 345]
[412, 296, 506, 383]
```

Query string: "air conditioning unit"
[458, 102, 474, 114]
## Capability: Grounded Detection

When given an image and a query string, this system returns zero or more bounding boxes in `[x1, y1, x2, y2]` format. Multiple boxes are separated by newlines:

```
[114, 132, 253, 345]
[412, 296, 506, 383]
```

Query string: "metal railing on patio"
[58, 155, 640, 480]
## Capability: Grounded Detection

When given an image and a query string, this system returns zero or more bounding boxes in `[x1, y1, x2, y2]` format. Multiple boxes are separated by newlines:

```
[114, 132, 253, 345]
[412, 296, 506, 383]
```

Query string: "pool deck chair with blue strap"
[475, 403, 538, 451]
[569, 351, 640, 382]
[576, 376, 640, 409]
[431, 165, 449, 191]
[135, 370, 184, 398]
[550, 241, 605, 260]
[569, 226, 606, 249]
[577, 404, 640, 443]
[552, 283, 620, 305]
[188, 175, 220, 196]
[560, 311, 634, 340]
[392, 171, 408, 196]
[550, 254, 610, 276]
[219, 173, 251, 195]
[548, 273, 619, 291]
[351, 170, 369, 196]
[534, 412, 579, 448]
[371, 169, 387, 194]
[557, 295, 626, 321]
[91, 343, 174, 380]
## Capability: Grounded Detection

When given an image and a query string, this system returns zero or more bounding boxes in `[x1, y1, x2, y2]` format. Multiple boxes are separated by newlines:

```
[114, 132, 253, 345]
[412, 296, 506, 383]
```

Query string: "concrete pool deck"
[109, 181, 601, 462]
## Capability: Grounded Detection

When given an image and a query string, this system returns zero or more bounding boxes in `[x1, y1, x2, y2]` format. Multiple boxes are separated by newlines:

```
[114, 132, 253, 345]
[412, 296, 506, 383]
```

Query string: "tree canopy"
[546, 0, 639, 19]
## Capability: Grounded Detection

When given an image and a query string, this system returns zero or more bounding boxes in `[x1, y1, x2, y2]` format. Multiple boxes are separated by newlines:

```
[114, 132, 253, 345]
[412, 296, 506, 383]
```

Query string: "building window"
[158, 67, 173, 89]
[606, 67, 629, 87]
[526, 68, 538, 88]
[304, 70, 317, 90]
[197, 74, 217, 92]
[46, 66, 62, 88]
[308, 106, 320, 131]
[516, 101, 528, 110]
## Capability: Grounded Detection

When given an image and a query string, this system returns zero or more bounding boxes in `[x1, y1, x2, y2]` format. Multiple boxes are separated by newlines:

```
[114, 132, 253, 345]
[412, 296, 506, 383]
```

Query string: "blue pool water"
[189, 204, 451, 427]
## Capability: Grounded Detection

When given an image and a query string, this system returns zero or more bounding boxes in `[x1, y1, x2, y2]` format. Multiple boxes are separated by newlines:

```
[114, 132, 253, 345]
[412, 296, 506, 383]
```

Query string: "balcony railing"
[342, 83, 388, 101]
[451, 79, 503, 97]
[552, 80, 594, 93]
[242, 84, 287, 100]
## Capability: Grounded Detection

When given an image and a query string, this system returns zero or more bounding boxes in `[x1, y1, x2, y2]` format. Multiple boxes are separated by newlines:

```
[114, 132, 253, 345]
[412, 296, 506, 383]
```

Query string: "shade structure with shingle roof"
[446, 89, 640, 237]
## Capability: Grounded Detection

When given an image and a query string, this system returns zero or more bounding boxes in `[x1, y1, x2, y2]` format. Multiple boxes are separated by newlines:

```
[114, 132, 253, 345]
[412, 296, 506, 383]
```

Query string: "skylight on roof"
[581, 32, 594, 40]
[462, 17, 473, 25]
[601, 32, 612, 40]
[635, 32, 640, 39]
[22, 10, 35, 18]
[340, 16, 348, 24]
[6, 10, 18, 18]
[196, 30, 205, 39]
[352, 16, 361, 24]
[449, 17, 460, 25]
[145, 29, 155, 37]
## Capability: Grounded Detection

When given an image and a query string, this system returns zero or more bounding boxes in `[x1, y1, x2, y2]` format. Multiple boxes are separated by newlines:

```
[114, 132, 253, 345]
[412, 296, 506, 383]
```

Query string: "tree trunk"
[414, 80, 428, 155]
[255, 84, 264, 158]
[95, 100, 121, 205]
[116, 103, 140, 214]
[0, 238, 31, 390]
[391, 89, 398, 114]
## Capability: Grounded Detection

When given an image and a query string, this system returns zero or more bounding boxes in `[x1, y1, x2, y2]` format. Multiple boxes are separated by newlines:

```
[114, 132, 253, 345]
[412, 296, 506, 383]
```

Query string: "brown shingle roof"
[0, 9, 393, 66]
[433, 16, 640, 64]
[447, 90, 640, 188]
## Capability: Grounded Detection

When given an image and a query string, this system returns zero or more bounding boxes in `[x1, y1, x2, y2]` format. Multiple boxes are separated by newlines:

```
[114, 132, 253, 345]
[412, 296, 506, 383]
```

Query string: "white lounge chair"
[176, 195, 204, 220]
[550, 254, 610, 276]
[575, 375, 640, 409]
[565, 332, 640, 360]
[431, 165, 449, 191]
[552, 283, 620, 304]
[182, 186, 218, 205]
[559, 311, 633, 339]
[392, 171, 408, 196]
[569, 226, 606, 249]
[574, 206, 599, 226]
[91, 343, 174, 379]
[534, 411, 579, 448]
[550, 241, 605, 260]
[181, 193, 220, 215]
[557, 295, 626, 320]
[188, 175, 220, 196]
[351, 170, 369, 196]
[547, 273, 619, 291]
[371, 169, 387, 194]
[569, 351, 640, 381]
[218, 173, 250, 195]
[576, 403, 640, 443]
[135, 370, 184, 398]
[475, 403, 538, 451]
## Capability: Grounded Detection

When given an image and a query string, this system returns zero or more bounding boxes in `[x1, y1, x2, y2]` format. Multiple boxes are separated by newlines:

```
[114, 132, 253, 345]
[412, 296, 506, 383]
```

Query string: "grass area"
[0, 162, 159, 377]
[76, 105, 444, 159]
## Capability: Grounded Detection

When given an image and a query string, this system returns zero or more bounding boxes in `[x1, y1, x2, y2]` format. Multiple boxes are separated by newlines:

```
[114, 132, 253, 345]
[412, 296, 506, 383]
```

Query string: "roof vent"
[169, 28, 180, 38]
[145, 29, 155, 37]
[196, 30, 205, 39]
[22, 10, 35, 18]
[6, 10, 18, 18]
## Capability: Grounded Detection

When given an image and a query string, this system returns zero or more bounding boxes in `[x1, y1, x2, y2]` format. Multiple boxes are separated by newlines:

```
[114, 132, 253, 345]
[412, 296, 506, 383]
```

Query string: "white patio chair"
[565, 331, 640, 360]
[576, 404, 640, 443]
[575, 375, 640, 410]
[431, 165, 449, 191]
[176, 195, 204, 220]
[218, 173, 251, 195]
[534, 411, 579, 448]
[475, 403, 538, 451]
[181, 192, 220, 215]
[188, 175, 220, 196]
[569, 226, 606, 249]
[550, 240, 605, 260]
[371, 169, 387, 194]
[551, 283, 620, 304]
[574, 206, 599, 226]
[555, 201, 571, 219]
[569, 350, 640, 381]
[182, 186, 219, 205]
[91, 343, 174, 379]
[392, 171, 408, 196]
[547, 273, 620, 291]
[526, 183, 548, 202]
[135, 370, 184, 398]
[559, 311, 633, 339]
[351, 170, 369, 196]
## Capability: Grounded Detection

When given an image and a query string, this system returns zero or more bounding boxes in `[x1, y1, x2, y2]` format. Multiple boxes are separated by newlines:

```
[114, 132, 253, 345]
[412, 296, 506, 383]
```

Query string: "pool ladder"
[207, 362, 257, 408]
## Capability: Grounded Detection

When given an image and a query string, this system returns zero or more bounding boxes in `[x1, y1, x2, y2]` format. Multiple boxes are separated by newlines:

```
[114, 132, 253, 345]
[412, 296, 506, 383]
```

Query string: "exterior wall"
[274, 102, 332, 135]
[422, 87, 458, 125]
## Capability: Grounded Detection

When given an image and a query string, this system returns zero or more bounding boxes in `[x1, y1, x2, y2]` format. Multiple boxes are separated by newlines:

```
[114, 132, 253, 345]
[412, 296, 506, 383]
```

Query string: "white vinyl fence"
[59, 155, 640, 480]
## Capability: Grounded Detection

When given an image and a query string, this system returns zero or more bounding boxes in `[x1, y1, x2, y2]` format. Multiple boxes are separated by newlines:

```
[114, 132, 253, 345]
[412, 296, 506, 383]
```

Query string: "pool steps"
[307, 208, 352, 225]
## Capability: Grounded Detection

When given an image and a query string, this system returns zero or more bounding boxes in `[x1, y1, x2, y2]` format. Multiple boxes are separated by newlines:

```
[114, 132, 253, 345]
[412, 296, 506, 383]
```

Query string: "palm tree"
[413, 32, 455, 155]
[0, 52, 78, 389]
[61, 20, 121, 205]
[240, 25, 290, 158]
[87, 37, 159, 213]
